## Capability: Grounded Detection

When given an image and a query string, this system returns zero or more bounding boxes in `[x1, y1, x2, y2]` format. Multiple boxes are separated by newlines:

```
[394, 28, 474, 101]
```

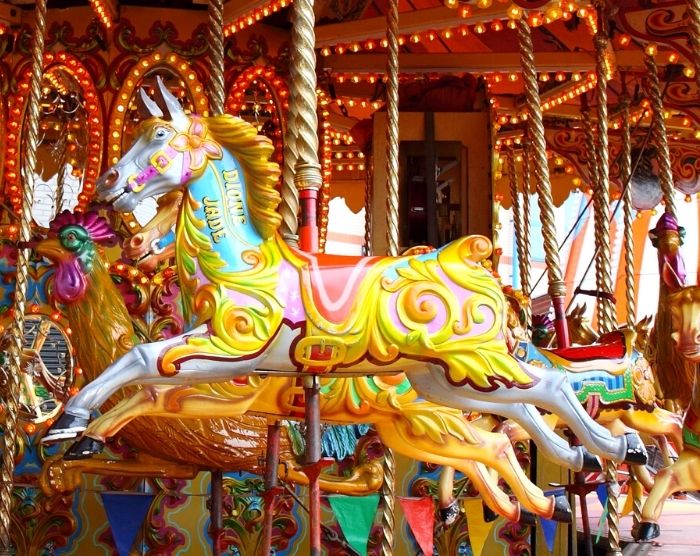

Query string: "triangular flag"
[620, 491, 634, 517]
[329, 494, 379, 556]
[101, 492, 154, 556]
[595, 506, 608, 544]
[399, 497, 434, 555]
[596, 483, 608, 507]
[463, 498, 494, 556]
[539, 517, 558, 553]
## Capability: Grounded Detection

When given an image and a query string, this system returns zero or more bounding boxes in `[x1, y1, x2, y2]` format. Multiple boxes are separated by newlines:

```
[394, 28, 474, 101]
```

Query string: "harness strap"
[127, 146, 191, 192]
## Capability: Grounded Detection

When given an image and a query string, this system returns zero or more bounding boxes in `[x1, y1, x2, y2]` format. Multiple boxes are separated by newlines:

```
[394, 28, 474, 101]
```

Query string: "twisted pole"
[520, 143, 533, 332]
[379, 1, 400, 554]
[206, 0, 225, 117]
[280, 4, 300, 246]
[363, 158, 374, 256]
[206, 4, 226, 553]
[384, 0, 400, 259]
[291, 0, 322, 253]
[0, 0, 47, 552]
[619, 97, 635, 329]
[687, 0, 700, 93]
[54, 132, 68, 218]
[593, 27, 616, 334]
[517, 18, 569, 348]
[644, 53, 676, 217]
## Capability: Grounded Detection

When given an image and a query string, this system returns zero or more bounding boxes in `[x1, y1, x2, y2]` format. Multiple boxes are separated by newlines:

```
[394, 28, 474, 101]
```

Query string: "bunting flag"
[596, 483, 609, 507]
[398, 497, 434, 556]
[620, 491, 634, 517]
[463, 498, 494, 556]
[328, 494, 379, 556]
[100, 492, 154, 556]
[539, 517, 558, 553]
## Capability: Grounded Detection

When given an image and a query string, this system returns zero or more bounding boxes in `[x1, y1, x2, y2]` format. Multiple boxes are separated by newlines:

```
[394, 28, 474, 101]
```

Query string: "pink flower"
[171, 118, 222, 173]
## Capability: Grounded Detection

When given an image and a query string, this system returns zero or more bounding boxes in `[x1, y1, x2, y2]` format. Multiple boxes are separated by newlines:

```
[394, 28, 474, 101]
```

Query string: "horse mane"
[204, 115, 282, 240]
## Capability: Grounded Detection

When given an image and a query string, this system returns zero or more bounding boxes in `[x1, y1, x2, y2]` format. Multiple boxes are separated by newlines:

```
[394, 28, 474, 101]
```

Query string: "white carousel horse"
[43, 77, 646, 473]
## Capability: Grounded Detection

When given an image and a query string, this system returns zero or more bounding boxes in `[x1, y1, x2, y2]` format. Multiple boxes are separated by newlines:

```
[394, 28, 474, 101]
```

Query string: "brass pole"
[517, 18, 569, 348]
[687, 0, 700, 93]
[281, 19, 300, 246]
[644, 53, 676, 217]
[593, 26, 616, 334]
[379, 1, 400, 554]
[619, 96, 635, 329]
[206, 0, 225, 117]
[0, 0, 47, 551]
[291, 0, 322, 253]
[384, 0, 400, 259]
[363, 158, 374, 256]
[206, 4, 226, 554]
[55, 131, 68, 218]
[520, 143, 533, 333]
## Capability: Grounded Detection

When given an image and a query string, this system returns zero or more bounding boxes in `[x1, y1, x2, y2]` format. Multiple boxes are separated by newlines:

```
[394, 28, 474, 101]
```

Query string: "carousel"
[0, 0, 699, 554]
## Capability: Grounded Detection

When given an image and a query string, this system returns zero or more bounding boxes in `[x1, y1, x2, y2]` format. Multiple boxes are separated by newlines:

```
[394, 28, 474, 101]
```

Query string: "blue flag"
[101, 492, 154, 556]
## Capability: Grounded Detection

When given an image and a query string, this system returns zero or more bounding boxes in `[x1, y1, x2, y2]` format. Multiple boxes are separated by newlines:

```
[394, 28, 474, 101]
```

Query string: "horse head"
[96, 76, 222, 213]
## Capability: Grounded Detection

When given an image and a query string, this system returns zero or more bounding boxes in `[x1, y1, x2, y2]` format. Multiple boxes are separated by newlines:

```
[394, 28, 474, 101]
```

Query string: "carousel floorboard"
[577, 494, 700, 555]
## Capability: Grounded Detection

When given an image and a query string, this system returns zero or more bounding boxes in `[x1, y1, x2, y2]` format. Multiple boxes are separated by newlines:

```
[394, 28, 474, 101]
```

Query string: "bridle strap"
[126, 145, 191, 193]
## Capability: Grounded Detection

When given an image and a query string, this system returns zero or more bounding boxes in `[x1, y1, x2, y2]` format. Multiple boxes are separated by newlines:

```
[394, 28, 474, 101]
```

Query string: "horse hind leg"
[374, 419, 566, 523]
[407, 368, 596, 472]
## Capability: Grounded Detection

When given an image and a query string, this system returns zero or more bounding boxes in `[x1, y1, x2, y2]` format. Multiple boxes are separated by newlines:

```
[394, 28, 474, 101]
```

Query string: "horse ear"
[154, 75, 189, 131]
[138, 88, 163, 119]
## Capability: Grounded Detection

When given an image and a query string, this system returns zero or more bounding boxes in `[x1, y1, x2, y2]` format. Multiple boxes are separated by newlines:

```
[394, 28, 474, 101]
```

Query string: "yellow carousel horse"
[634, 213, 700, 541]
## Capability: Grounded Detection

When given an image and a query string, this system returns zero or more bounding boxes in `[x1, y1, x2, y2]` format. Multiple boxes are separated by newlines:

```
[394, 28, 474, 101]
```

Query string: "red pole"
[303, 376, 322, 556]
[210, 470, 223, 556]
[299, 188, 319, 253]
[551, 296, 571, 348]
[261, 422, 282, 555]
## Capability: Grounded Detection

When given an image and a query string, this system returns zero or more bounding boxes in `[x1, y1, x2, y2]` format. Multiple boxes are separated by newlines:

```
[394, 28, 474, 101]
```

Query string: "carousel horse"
[34, 211, 572, 523]
[32, 211, 382, 496]
[635, 213, 700, 541]
[44, 78, 646, 479]
[503, 291, 682, 457]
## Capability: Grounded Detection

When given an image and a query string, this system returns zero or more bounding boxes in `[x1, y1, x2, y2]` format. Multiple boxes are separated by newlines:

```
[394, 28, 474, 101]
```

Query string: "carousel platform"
[577, 495, 700, 555]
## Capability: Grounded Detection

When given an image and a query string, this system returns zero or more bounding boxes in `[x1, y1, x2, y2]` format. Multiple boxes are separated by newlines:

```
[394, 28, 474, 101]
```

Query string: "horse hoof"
[438, 500, 460, 526]
[41, 413, 89, 444]
[634, 522, 660, 542]
[623, 432, 648, 465]
[64, 437, 104, 460]
[551, 493, 572, 523]
[518, 509, 536, 527]
[580, 449, 602, 472]
[482, 503, 498, 523]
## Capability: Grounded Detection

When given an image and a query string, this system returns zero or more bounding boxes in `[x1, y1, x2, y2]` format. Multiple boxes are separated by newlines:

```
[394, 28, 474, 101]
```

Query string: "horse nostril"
[130, 234, 144, 247]
[103, 169, 119, 188]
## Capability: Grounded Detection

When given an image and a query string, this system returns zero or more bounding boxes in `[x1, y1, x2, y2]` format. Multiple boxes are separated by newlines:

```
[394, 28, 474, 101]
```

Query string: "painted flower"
[171, 118, 223, 173]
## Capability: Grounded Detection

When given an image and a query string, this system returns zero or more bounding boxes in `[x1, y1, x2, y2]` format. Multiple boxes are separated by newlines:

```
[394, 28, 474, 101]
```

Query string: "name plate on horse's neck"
[185, 150, 265, 272]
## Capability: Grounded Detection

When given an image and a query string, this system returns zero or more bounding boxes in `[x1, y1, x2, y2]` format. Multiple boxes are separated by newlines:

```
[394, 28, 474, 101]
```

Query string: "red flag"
[399, 497, 434, 556]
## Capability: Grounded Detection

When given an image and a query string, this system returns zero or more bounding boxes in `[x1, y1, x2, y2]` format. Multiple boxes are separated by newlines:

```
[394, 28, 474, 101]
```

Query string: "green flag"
[329, 494, 379, 556]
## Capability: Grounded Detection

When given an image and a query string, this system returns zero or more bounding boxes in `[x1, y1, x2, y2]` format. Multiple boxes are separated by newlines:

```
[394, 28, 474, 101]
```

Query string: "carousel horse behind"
[635, 213, 700, 541]
[33, 211, 574, 523]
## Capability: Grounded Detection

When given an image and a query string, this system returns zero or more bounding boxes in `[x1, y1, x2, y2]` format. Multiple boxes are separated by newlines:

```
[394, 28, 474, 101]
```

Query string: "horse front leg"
[636, 449, 700, 541]
[503, 362, 647, 465]
[43, 326, 265, 443]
